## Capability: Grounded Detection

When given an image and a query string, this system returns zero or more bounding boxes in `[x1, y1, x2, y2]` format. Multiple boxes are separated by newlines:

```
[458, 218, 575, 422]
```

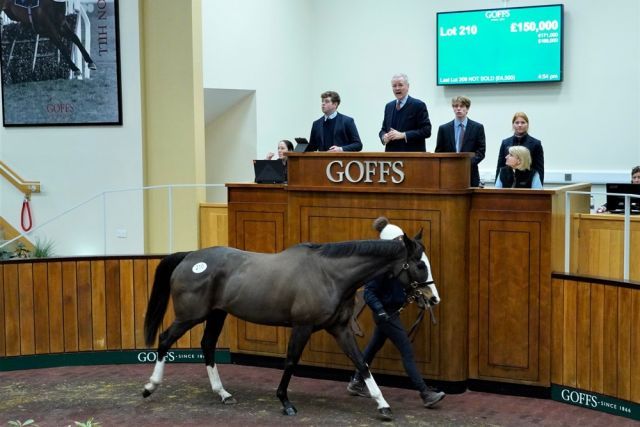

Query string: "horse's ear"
[414, 227, 423, 243]
[401, 233, 414, 250]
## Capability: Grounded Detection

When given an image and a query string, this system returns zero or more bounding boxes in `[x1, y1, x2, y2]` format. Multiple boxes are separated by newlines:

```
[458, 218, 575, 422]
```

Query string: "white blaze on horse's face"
[420, 253, 440, 305]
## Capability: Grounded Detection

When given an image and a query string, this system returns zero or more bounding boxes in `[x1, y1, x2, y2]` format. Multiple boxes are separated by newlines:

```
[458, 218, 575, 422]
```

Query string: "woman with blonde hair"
[495, 112, 544, 184]
[495, 145, 542, 188]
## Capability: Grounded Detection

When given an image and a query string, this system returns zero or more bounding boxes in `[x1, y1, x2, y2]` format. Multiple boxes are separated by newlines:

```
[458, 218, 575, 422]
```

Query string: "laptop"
[606, 183, 640, 214]
[294, 137, 310, 152]
[253, 160, 286, 184]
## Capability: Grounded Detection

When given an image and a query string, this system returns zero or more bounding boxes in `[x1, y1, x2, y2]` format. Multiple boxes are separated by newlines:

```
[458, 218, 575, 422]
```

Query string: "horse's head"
[397, 229, 440, 307]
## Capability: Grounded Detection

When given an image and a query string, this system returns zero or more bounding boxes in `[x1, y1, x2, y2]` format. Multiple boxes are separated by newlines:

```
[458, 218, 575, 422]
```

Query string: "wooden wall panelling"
[572, 215, 640, 280]
[589, 284, 604, 393]
[227, 185, 288, 355]
[288, 190, 469, 381]
[119, 260, 135, 349]
[477, 219, 542, 382]
[550, 183, 590, 272]
[551, 277, 640, 404]
[3, 263, 19, 356]
[550, 277, 564, 384]
[48, 262, 63, 353]
[575, 281, 591, 390]
[133, 259, 149, 349]
[91, 260, 107, 350]
[105, 259, 121, 349]
[62, 261, 78, 352]
[632, 289, 640, 402]
[77, 261, 93, 351]
[602, 285, 618, 397]
[199, 204, 228, 248]
[469, 191, 552, 386]
[145, 258, 161, 348]
[198, 204, 233, 349]
[18, 263, 35, 355]
[0, 257, 166, 358]
[617, 287, 631, 400]
[0, 264, 4, 356]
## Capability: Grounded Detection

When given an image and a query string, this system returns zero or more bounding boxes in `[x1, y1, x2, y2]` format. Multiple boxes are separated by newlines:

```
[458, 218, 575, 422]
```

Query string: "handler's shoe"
[347, 377, 370, 398]
[420, 387, 445, 408]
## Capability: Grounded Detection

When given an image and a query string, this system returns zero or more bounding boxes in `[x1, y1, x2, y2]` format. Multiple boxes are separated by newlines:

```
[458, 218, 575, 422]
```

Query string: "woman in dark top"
[346, 217, 445, 409]
[496, 112, 544, 184]
[495, 145, 542, 189]
[265, 139, 294, 161]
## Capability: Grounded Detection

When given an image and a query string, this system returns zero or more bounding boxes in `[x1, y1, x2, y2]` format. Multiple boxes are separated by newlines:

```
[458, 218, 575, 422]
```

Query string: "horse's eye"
[417, 261, 426, 270]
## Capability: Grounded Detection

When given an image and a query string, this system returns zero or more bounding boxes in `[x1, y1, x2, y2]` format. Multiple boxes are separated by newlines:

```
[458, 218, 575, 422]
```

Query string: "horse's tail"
[144, 251, 190, 347]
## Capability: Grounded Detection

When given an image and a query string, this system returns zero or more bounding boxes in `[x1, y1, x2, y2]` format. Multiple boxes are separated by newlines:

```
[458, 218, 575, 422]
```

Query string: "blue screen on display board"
[437, 4, 563, 85]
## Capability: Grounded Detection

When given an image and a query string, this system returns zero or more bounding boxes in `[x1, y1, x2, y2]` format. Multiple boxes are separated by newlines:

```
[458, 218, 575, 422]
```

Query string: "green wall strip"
[552, 384, 639, 421]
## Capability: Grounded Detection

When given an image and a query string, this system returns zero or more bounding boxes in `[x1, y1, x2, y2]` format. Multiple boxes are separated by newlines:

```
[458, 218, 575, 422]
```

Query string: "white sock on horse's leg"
[144, 358, 166, 394]
[364, 377, 390, 409]
[207, 364, 233, 402]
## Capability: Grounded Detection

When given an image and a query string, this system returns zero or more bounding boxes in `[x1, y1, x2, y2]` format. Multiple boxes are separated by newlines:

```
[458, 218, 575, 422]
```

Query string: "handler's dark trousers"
[354, 312, 428, 393]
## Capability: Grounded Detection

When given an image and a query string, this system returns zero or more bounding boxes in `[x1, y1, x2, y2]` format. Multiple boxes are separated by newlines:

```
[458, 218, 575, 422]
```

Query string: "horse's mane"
[298, 240, 404, 259]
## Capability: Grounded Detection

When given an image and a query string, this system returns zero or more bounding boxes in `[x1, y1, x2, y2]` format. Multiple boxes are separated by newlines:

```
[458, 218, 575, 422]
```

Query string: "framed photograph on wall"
[0, 0, 122, 126]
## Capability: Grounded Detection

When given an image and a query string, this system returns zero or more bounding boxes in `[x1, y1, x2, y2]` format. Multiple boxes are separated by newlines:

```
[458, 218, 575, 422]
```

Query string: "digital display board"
[437, 4, 563, 85]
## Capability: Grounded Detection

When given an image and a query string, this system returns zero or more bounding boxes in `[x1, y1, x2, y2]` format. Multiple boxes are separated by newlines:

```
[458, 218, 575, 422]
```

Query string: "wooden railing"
[0, 161, 41, 196]
[0, 255, 230, 358]
[551, 273, 640, 404]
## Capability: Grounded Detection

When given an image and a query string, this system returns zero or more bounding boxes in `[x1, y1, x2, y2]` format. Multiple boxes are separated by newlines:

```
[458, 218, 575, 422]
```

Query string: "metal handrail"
[565, 190, 639, 280]
[0, 183, 225, 254]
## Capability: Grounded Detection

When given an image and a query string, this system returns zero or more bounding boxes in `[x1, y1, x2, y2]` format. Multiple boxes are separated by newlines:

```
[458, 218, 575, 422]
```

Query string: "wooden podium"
[227, 152, 473, 382]
[226, 153, 587, 387]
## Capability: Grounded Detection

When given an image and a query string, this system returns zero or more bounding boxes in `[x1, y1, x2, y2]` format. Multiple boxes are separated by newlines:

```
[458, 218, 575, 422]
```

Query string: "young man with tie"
[435, 96, 486, 187]
[308, 91, 362, 152]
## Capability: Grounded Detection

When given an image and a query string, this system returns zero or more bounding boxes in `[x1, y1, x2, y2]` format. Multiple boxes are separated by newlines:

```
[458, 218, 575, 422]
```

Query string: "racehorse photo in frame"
[141, 232, 440, 421]
[0, 0, 122, 126]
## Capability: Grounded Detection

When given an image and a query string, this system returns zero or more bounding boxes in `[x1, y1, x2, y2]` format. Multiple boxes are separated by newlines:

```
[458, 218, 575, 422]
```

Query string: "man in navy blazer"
[308, 91, 362, 152]
[435, 96, 486, 187]
[379, 74, 431, 152]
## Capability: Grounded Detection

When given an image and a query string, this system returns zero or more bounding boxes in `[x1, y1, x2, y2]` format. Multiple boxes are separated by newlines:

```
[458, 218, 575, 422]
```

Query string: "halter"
[390, 261, 435, 310]
[390, 259, 438, 341]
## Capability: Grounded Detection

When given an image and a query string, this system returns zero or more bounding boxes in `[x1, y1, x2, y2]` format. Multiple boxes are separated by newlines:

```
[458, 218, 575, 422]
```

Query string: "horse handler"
[347, 217, 445, 408]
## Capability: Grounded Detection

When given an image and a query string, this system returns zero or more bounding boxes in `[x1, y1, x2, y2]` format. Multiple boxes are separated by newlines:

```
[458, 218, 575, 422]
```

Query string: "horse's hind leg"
[327, 323, 393, 421]
[61, 20, 97, 70]
[143, 318, 200, 398]
[277, 325, 313, 416]
[201, 310, 235, 404]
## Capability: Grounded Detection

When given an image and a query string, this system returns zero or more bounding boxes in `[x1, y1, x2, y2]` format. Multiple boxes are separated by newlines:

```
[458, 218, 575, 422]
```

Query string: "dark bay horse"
[142, 232, 437, 420]
[0, 0, 96, 73]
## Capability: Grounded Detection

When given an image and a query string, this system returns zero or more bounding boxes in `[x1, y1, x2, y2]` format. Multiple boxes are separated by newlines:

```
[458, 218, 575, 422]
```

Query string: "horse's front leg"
[327, 323, 393, 421]
[277, 325, 314, 416]
[201, 310, 236, 404]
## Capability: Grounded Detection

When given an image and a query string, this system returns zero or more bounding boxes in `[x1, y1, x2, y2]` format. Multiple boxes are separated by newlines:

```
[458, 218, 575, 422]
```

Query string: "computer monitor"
[253, 160, 286, 184]
[605, 183, 640, 214]
[294, 137, 310, 152]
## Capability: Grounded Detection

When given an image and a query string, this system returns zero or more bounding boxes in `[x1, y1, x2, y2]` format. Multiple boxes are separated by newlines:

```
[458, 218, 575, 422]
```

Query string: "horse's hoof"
[142, 389, 152, 398]
[282, 406, 297, 416]
[222, 396, 237, 405]
[378, 407, 393, 421]
[89, 63, 97, 70]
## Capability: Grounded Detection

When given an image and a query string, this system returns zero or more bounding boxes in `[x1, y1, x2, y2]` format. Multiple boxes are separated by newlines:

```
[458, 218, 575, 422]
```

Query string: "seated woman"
[494, 145, 542, 189]
[266, 140, 294, 161]
[596, 165, 640, 212]
[496, 112, 544, 184]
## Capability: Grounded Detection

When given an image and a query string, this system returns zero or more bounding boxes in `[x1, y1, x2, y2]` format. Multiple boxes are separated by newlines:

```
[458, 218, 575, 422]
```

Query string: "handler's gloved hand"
[377, 310, 391, 322]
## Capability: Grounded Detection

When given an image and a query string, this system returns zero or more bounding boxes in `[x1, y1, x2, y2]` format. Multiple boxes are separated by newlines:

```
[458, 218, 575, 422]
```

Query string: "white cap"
[379, 223, 404, 240]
